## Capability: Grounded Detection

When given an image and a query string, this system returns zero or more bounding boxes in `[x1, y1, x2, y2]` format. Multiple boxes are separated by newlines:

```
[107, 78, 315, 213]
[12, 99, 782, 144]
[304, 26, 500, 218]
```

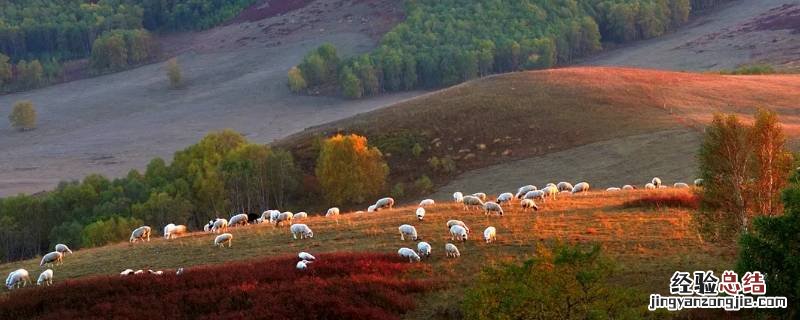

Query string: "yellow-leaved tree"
[315, 134, 388, 206]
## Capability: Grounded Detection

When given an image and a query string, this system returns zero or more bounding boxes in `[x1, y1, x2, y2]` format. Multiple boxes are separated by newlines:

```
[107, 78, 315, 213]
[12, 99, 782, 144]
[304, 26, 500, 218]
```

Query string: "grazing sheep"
[212, 219, 229, 234]
[120, 269, 134, 276]
[417, 242, 432, 257]
[445, 243, 460, 258]
[260, 210, 281, 224]
[398, 224, 419, 241]
[694, 178, 704, 187]
[176, 268, 185, 275]
[419, 199, 435, 207]
[483, 227, 497, 243]
[496, 192, 514, 205]
[204, 221, 212, 232]
[520, 199, 539, 211]
[5, 269, 30, 290]
[450, 225, 468, 242]
[652, 177, 662, 188]
[622, 185, 636, 190]
[542, 185, 559, 200]
[462, 195, 484, 211]
[228, 213, 249, 227]
[290, 224, 314, 239]
[446, 220, 470, 233]
[644, 183, 656, 190]
[163, 224, 188, 239]
[274, 212, 294, 226]
[606, 187, 621, 192]
[55, 244, 72, 255]
[325, 207, 340, 217]
[293, 212, 308, 219]
[298, 252, 316, 261]
[37, 269, 53, 286]
[148, 270, 164, 275]
[367, 205, 377, 212]
[416, 207, 426, 221]
[129, 226, 152, 242]
[674, 182, 690, 188]
[483, 201, 504, 216]
[453, 192, 464, 203]
[397, 247, 421, 263]
[571, 182, 590, 194]
[472, 193, 487, 201]
[40, 251, 63, 267]
[296, 260, 311, 270]
[557, 182, 574, 192]
[516, 185, 537, 199]
[524, 190, 545, 201]
[374, 197, 395, 210]
[134, 270, 145, 275]
[214, 233, 234, 248]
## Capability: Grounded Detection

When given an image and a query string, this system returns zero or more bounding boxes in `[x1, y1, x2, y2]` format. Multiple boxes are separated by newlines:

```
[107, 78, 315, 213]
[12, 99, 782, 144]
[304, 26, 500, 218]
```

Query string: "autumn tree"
[287, 66, 307, 93]
[8, 100, 37, 131]
[697, 109, 793, 241]
[315, 134, 388, 205]
[166, 57, 183, 89]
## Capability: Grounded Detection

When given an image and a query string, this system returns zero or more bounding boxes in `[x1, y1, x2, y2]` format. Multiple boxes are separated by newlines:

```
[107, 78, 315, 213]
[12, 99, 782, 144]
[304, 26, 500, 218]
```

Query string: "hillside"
[277, 67, 800, 198]
[0, 189, 735, 318]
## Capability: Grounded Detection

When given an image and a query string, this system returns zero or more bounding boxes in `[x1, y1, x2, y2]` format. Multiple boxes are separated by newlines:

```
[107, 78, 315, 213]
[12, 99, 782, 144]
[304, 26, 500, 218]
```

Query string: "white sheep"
[674, 182, 690, 188]
[214, 233, 234, 248]
[644, 183, 656, 190]
[296, 260, 311, 270]
[453, 192, 464, 203]
[542, 185, 559, 200]
[483, 226, 496, 243]
[37, 269, 53, 286]
[148, 270, 164, 275]
[606, 187, 621, 192]
[419, 199, 435, 207]
[367, 205, 377, 212]
[228, 213, 249, 227]
[446, 220, 470, 234]
[483, 201, 504, 216]
[176, 268, 185, 275]
[134, 270, 145, 275]
[54, 244, 72, 255]
[515, 185, 537, 199]
[212, 218, 229, 234]
[445, 243, 460, 258]
[374, 197, 395, 210]
[622, 185, 636, 190]
[694, 178, 704, 187]
[417, 242, 431, 257]
[450, 225, 468, 242]
[261, 210, 280, 224]
[274, 212, 294, 226]
[472, 193, 487, 201]
[120, 269, 134, 276]
[325, 207, 340, 217]
[129, 226, 152, 242]
[496, 192, 514, 205]
[40, 251, 63, 267]
[5, 269, 30, 290]
[571, 182, 590, 194]
[290, 224, 314, 239]
[398, 224, 419, 241]
[415, 207, 426, 221]
[520, 199, 539, 211]
[397, 247, 421, 262]
[652, 177, 662, 188]
[462, 195, 484, 211]
[557, 182, 574, 192]
[298, 252, 316, 261]
[163, 224, 188, 239]
[524, 190, 545, 201]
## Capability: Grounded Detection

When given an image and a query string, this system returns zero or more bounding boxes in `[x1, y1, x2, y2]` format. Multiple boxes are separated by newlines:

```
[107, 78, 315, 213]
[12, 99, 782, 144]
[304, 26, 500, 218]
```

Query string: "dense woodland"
[0, 0, 258, 92]
[290, 0, 731, 98]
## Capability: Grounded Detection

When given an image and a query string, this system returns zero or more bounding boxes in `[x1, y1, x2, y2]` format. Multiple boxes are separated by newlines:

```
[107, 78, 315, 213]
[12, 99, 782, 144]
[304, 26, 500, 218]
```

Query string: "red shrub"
[623, 192, 700, 210]
[0, 252, 437, 319]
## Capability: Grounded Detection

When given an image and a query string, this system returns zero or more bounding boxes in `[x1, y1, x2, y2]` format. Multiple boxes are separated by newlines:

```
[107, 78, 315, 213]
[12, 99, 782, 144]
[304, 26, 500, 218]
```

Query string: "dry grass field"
[0, 188, 735, 318]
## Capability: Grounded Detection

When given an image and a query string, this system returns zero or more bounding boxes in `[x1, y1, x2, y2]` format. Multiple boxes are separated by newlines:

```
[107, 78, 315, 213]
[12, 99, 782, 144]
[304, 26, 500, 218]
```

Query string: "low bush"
[623, 192, 700, 210]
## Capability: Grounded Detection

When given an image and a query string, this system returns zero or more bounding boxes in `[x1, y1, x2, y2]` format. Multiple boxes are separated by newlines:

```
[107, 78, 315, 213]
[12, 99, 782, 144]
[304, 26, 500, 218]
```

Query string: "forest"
[290, 0, 731, 98]
[0, 0, 258, 92]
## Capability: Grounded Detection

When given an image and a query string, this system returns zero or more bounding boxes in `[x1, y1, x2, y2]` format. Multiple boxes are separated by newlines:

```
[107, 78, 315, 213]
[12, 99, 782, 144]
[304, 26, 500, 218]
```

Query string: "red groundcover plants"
[0, 253, 436, 319]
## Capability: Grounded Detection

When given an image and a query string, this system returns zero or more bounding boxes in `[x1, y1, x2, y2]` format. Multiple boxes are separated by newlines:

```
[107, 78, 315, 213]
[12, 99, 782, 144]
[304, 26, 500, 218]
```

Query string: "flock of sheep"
[4, 176, 701, 290]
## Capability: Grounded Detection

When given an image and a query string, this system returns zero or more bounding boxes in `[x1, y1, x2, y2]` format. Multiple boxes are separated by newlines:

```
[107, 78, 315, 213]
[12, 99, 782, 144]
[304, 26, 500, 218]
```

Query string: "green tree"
[90, 32, 128, 72]
[8, 100, 37, 131]
[287, 66, 307, 93]
[132, 192, 192, 229]
[315, 134, 389, 205]
[340, 67, 363, 99]
[265, 149, 300, 209]
[81, 216, 143, 247]
[0, 54, 11, 88]
[16, 60, 44, 88]
[166, 57, 183, 89]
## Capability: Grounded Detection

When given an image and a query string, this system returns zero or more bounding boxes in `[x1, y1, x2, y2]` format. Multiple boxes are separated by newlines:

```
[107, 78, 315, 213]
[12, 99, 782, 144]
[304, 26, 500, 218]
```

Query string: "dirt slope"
[0, 0, 410, 197]
[585, 0, 800, 70]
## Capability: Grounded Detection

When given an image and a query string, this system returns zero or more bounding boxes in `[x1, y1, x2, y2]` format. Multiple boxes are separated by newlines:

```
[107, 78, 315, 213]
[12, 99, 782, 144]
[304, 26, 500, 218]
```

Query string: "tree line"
[289, 0, 731, 98]
[0, 131, 388, 262]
